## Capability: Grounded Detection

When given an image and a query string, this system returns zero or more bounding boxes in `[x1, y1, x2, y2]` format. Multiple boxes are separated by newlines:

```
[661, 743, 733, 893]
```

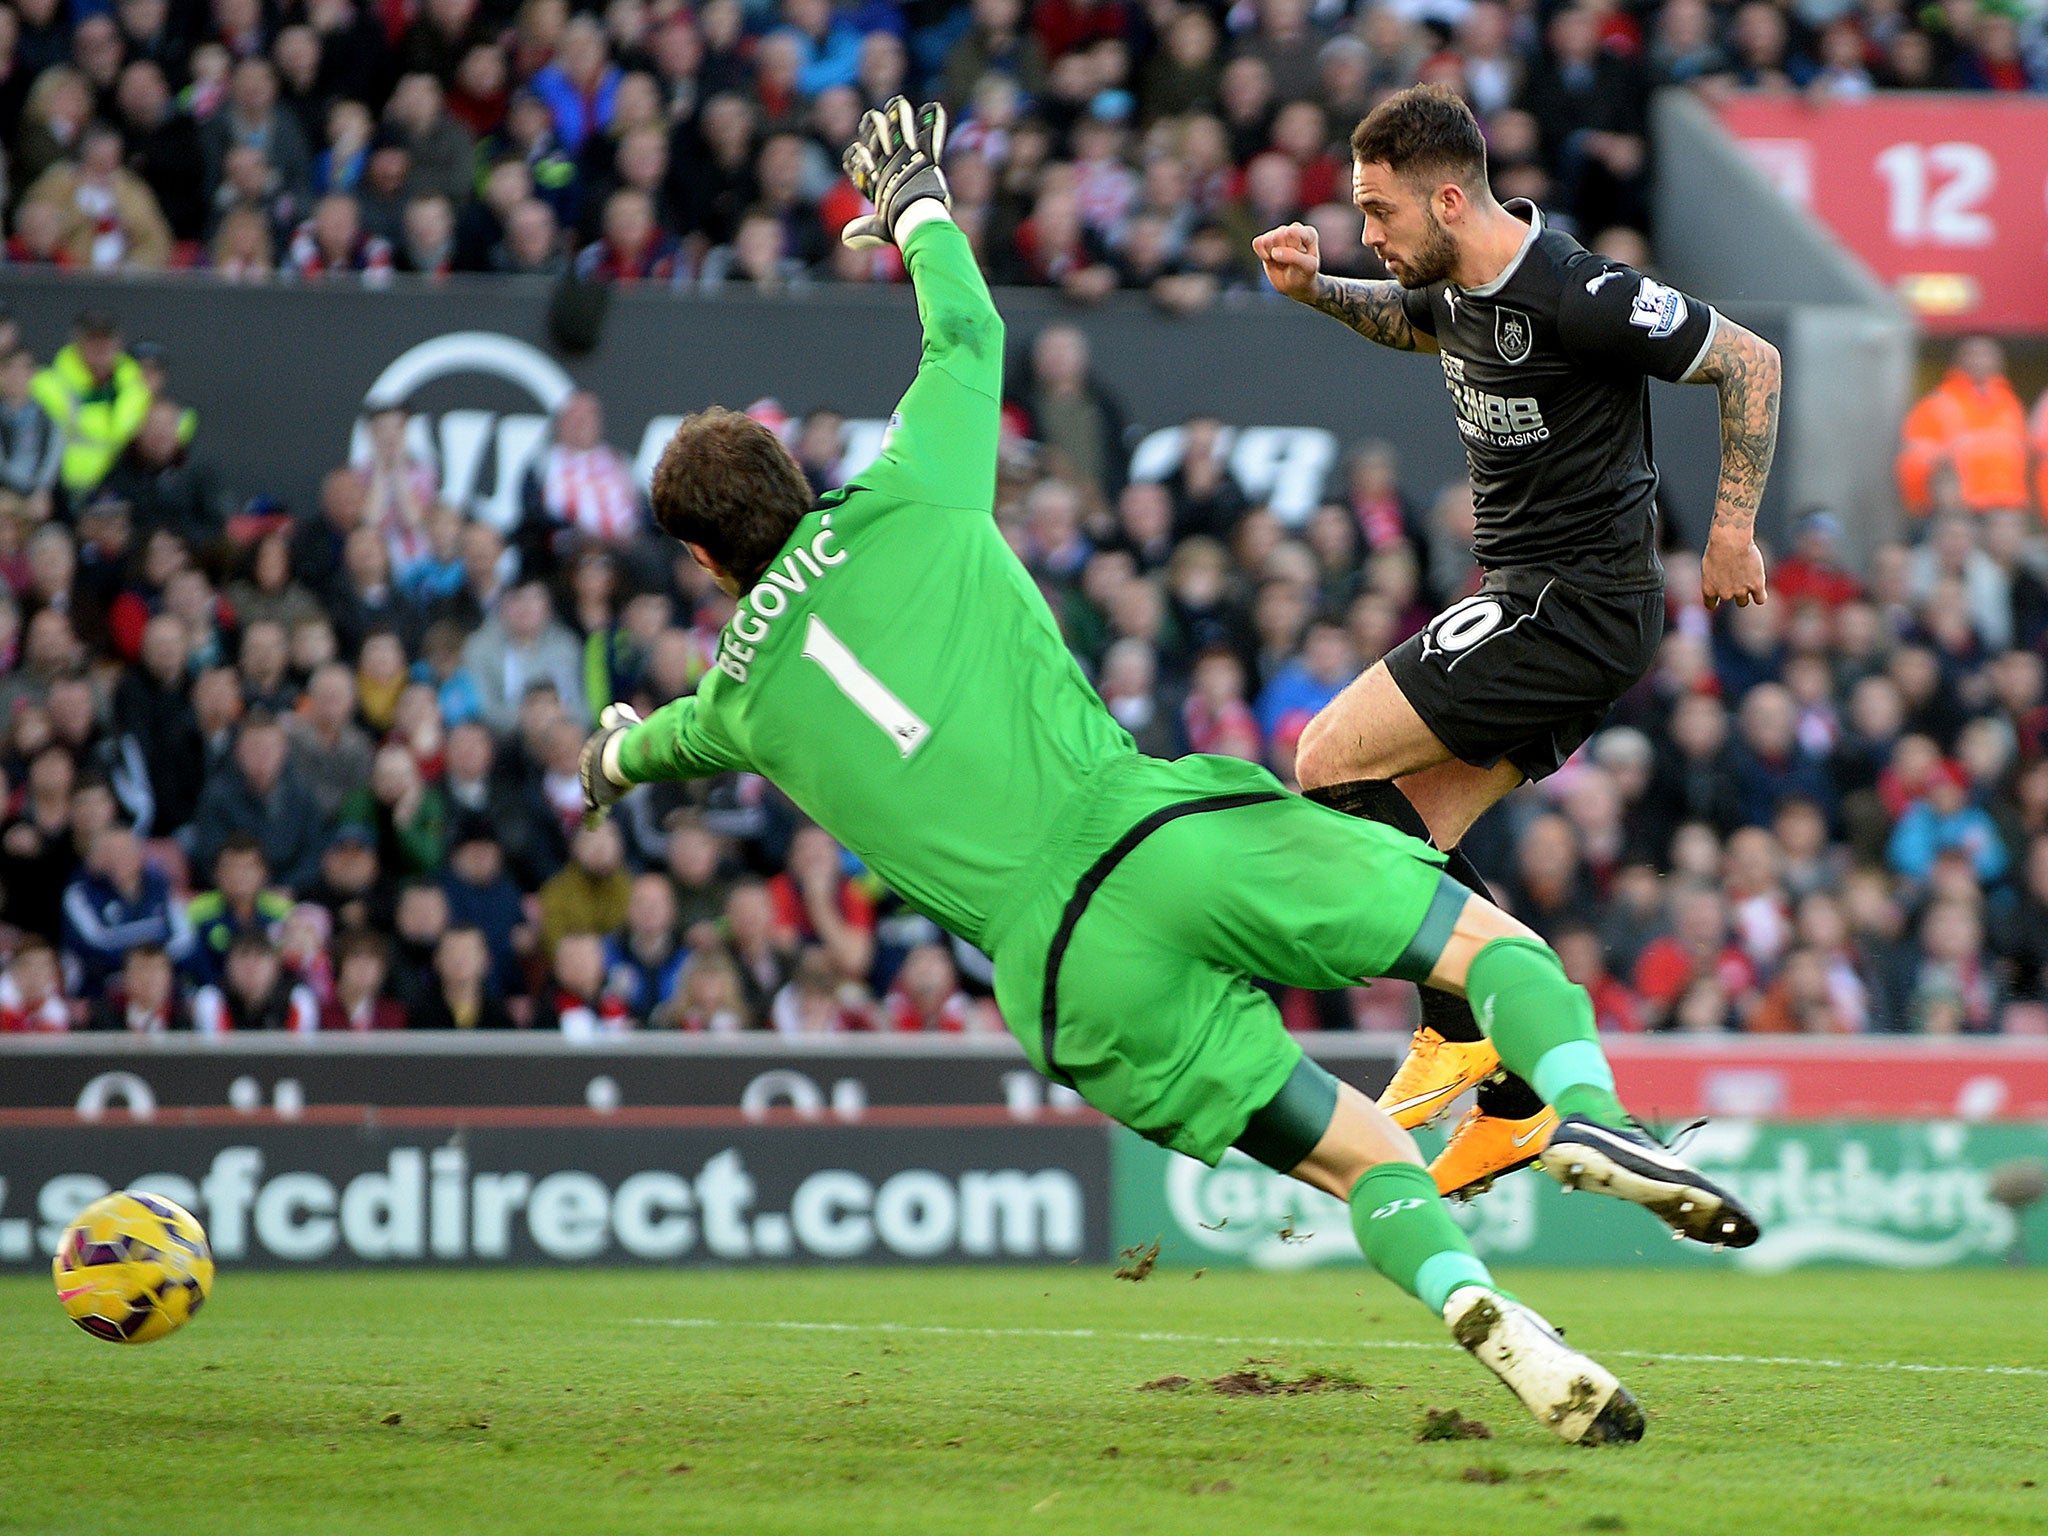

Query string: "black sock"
[1308, 777, 1551, 1119]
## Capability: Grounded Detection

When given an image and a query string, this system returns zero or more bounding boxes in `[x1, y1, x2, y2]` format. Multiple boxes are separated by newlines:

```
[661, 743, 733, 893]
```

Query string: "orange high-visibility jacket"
[2031, 388, 2048, 518]
[1896, 368, 2030, 515]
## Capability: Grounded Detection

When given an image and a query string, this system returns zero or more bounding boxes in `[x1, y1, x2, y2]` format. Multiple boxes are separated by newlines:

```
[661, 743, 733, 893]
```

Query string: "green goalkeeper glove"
[841, 96, 949, 250]
[578, 703, 641, 830]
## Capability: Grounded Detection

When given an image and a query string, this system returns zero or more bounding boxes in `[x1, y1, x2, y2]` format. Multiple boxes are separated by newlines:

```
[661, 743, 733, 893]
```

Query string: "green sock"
[1466, 937, 1628, 1128]
[1348, 1162, 1496, 1315]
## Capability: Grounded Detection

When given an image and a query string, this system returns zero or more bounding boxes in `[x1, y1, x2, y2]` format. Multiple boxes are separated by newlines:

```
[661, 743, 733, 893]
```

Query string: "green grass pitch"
[3, 1266, 2046, 1534]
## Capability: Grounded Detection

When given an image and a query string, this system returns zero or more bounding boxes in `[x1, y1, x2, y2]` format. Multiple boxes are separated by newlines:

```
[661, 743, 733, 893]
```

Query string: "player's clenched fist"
[1701, 536, 1769, 610]
[1253, 222, 1322, 300]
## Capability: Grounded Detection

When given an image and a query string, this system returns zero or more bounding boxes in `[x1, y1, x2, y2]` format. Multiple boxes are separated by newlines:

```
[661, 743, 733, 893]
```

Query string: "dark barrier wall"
[0, 1120, 1108, 1268]
[0, 1036, 1399, 1114]
[0, 272, 1780, 549]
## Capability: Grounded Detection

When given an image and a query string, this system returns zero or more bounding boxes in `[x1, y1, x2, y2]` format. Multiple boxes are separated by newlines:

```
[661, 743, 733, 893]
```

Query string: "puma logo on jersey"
[1584, 268, 1625, 295]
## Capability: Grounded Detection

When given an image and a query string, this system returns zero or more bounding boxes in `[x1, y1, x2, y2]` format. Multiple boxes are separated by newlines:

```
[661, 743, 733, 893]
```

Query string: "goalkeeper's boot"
[1429, 1103, 1560, 1200]
[1376, 1026, 1500, 1130]
[1444, 1288, 1644, 1446]
[1540, 1115, 1761, 1249]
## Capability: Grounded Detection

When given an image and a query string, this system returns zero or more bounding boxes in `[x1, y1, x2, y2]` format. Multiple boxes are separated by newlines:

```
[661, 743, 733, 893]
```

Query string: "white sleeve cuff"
[893, 200, 953, 243]
[601, 731, 629, 786]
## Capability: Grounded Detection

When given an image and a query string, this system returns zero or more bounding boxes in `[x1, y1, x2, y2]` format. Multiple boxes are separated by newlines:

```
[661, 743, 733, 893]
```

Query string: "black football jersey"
[1400, 201, 1717, 594]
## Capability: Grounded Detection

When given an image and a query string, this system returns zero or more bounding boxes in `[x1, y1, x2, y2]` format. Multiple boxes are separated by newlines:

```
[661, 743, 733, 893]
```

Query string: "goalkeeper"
[583, 100, 1755, 1446]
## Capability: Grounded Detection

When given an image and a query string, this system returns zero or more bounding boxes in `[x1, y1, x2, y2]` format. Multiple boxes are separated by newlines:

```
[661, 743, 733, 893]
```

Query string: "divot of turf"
[1208, 1367, 1370, 1397]
[1114, 1239, 1161, 1282]
[1415, 1407, 1492, 1442]
[1139, 1375, 1194, 1392]
[1461, 1465, 1511, 1484]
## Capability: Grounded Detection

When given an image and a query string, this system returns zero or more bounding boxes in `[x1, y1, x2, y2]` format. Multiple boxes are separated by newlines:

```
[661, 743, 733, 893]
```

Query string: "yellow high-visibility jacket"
[29, 344, 151, 497]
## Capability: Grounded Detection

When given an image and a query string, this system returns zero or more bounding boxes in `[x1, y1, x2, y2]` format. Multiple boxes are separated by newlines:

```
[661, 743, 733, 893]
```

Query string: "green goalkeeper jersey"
[615, 216, 1137, 951]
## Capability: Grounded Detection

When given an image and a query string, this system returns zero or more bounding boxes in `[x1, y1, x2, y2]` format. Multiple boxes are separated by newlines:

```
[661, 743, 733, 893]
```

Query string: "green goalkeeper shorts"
[986, 753, 1466, 1168]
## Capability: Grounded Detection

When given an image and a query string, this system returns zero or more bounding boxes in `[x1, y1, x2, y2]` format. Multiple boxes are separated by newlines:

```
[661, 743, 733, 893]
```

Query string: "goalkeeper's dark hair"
[1350, 83, 1488, 192]
[650, 407, 816, 589]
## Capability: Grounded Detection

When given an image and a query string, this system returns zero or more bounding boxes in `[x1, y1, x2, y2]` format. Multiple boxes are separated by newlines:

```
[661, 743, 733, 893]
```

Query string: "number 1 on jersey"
[801, 614, 931, 759]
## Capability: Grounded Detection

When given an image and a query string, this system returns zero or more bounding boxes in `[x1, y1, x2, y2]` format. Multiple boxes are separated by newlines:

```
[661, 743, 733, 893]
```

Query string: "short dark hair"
[1350, 84, 1487, 191]
[650, 407, 814, 589]
[217, 833, 266, 862]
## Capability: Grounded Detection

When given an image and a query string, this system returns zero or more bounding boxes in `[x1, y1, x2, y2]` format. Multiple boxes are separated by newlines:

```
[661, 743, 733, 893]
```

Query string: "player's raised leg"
[1423, 890, 1760, 1248]
[1269, 1075, 1643, 1446]
[1296, 660, 1556, 1197]
[1132, 776, 1758, 1248]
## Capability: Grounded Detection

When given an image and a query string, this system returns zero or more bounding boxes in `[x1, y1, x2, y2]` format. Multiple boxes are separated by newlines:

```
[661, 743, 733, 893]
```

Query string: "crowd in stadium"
[4, 284, 2048, 1035]
[2, 0, 2048, 1036]
[0, 0, 2042, 288]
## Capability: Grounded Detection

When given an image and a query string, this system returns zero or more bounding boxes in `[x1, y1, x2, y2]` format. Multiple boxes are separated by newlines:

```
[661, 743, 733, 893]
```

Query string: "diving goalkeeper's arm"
[840, 96, 1005, 511]
[577, 99, 1005, 827]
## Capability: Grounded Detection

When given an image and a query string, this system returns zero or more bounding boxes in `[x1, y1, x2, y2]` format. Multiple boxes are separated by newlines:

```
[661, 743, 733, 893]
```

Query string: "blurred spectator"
[462, 579, 589, 733]
[412, 923, 517, 1029]
[21, 120, 174, 269]
[518, 391, 644, 571]
[531, 15, 619, 153]
[99, 397, 225, 548]
[0, 747, 81, 941]
[192, 932, 319, 1033]
[1909, 898, 2000, 1033]
[87, 943, 192, 1032]
[768, 823, 875, 985]
[723, 878, 793, 1020]
[200, 57, 312, 208]
[606, 870, 685, 1018]
[285, 662, 375, 823]
[30, 310, 150, 505]
[188, 713, 327, 890]
[304, 823, 387, 935]
[1773, 512, 1862, 610]
[536, 930, 632, 1034]
[442, 821, 531, 999]
[1887, 758, 2007, 887]
[0, 346, 62, 522]
[770, 946, 872, 1034]
[1556, 922, 1642, 1033]
[320, 931, 406, 1030]
[185, 832, 291, 984]
[339, 742, 447, 877]
[1635, 884, 1758, 1030]
[662, 944, 750, 1031]
[1897, 336, 2030, 518]
[61, 822, 191, 998]
[576, 186, 681, 282]
[0, 936, 72, 1031]
[1019, 325, 1126, 493]
[538, 820, 632, 959]
[882, 941, 987, 1032]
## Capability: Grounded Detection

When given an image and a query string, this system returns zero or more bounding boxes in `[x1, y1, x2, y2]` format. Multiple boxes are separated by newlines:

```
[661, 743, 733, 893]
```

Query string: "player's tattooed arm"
[1687, 317, 1780, 609]
[1307, 276, 1440, 354]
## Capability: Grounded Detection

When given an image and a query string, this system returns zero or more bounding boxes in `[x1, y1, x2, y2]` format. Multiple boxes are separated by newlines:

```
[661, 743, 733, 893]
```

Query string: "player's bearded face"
[1391, 200, 1459, 289]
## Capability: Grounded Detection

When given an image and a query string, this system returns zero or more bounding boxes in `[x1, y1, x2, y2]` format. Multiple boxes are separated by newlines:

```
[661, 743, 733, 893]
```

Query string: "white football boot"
[1443, 1287, 1645, 1446]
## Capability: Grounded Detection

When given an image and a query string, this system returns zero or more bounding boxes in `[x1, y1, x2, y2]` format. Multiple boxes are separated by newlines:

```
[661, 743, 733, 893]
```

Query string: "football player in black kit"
[1255, 84, 1780, 1210]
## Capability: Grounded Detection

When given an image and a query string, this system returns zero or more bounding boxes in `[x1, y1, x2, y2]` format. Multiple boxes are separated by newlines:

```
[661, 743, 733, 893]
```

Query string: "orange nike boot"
[1430, 1103, 1561, 1201]
[1376, 1027, 1502, 1130]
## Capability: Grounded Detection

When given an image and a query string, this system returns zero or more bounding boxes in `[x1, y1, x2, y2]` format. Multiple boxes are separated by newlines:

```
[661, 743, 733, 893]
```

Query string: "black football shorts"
[1383, 567, 1664, 782]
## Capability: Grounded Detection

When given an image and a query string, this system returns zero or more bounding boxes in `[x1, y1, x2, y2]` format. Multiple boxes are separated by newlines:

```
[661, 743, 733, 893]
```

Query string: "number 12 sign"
[1720, 94, 2048, 334]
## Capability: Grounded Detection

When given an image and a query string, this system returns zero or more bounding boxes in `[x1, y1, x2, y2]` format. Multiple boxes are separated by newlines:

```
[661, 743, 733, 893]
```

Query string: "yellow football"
[52, 1191, 215, 1345]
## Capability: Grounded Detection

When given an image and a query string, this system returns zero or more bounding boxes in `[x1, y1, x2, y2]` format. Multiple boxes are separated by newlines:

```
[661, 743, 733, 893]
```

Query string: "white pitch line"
[626, 1317, 2048, 1380]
